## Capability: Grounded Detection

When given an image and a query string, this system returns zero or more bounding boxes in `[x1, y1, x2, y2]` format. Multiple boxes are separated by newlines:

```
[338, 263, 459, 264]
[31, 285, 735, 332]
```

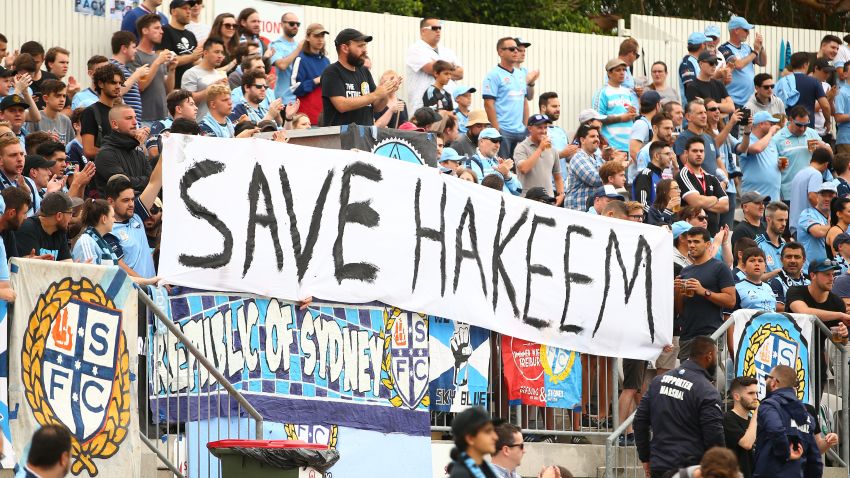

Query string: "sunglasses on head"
[285, 21, 301, 27]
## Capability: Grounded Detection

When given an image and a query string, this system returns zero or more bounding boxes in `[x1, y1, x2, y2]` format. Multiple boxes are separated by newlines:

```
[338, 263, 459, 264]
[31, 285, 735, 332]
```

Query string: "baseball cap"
[605, 58, 628, 71]
[593, 184, 625, 201]
[752, 110, 779, 125]
[832, 273, 850, 298]
[688, 32, 711, 45]
[671, 221, 693, 240]
[739, 191, 770, 204]
[578, 108, 607, 123]
[698, 51, 719, 64]
[334, 28, 372, 46]
[833, 233, 850, 252]
[169, 0, 196, 9]
[640, 90, 662, 108]
[305, 23, 330, 36]
[525, 187, 555, 204]
[439, 147, 464, 163]
[40, 192, 83, 216]
[23, 155, 56, 177]
[819, 181, 839, 193]
[451, 407, 492, 444]
[515, 37, 531, 47]
[453, 85, 476, 97]
[478, 128, 502, 140]
[465, 110, 490, 128]
[809, 258, 841, 274]
[813, 57, 835, 72]
[527, 114, 552, 127]
[728, 16, 754, 31]
[412, 107, 442, 128]
[704, 25, 721, 39]
[0, 66, 15, 78]
[0, 94, 29, 111]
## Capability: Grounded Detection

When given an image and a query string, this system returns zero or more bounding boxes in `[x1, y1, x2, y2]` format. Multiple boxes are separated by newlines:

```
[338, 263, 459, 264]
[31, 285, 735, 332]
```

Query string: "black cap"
[698, 51, 718, 64]
[39, 192, 83, 216]
[412, 107, 442, 127]
[0, 66, 15, 78]
[527, 114, 552, 126]
[450, 407, 492, 441]
[334, 28, 373, 46]
[526, 187, 555, 203]
[23, 155, 56, 177]
[169, 0, 196, 9]
[0, 94, 29, 111]
[814, 57, 835, 72]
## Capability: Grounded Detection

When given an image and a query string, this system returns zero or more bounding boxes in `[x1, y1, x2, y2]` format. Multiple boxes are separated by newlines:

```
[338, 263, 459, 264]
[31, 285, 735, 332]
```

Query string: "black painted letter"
[491, 198, 529, 316]
[178, 160, 233, 268]
[522, 215, 555, 328]
[412, 179, 447, 295]
[279, 165, 335, 282]
[560, 225, 593, 333]
[243, 163, 283, 276]
[453, 198, 487, 295]
[334, 162, 382, 283]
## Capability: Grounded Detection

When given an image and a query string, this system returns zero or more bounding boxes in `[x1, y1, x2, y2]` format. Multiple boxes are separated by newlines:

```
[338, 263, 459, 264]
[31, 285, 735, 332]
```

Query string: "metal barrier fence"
[605, 313, 850, 478]
[431, 332, 625, 441]
[138, 290, 264, 478]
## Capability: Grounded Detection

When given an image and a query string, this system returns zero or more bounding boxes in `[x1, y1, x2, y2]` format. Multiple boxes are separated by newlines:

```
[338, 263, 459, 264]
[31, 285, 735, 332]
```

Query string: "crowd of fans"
[3, 1, 850, 477]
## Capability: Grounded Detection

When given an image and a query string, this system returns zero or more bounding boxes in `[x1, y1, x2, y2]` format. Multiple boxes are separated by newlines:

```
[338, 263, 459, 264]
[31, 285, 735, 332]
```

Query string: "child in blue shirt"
[735, 246, 779, 312]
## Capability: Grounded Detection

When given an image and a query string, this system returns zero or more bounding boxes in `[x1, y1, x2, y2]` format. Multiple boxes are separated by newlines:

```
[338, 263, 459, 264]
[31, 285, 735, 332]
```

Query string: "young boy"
[66, 107, 86, 168]
[833, 233, 850, 274]
[422, 60, 455, 112]
[735, 247, 779, 312]
[453, 85, 475, 134]
[27, 79, 75, 144]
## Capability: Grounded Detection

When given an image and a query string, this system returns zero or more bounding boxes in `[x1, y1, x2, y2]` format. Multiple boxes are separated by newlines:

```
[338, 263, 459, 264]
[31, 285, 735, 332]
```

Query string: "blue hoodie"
[753, 387, 822, 478]
[293, 51, 331, 98]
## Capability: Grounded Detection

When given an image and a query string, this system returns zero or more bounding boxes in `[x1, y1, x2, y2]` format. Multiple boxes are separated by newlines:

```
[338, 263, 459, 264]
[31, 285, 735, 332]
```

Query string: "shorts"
[622, 358, 648, 390]
[655, 336, 680, 370]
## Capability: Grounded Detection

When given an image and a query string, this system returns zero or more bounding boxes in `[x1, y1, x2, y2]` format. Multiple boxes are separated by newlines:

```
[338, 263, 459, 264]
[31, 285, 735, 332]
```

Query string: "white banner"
[8, 259, 139, 477]
[159, 135, 673, 360]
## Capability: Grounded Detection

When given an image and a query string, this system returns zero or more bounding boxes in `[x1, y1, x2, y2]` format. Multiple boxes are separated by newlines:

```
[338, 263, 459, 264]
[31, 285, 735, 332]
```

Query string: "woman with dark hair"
[646, 178, 680, 226]
[293, 23, 331, 125]
[237, 8, 269, 55]
[827, 196, 850, 258]
[210, 13, 240, 71]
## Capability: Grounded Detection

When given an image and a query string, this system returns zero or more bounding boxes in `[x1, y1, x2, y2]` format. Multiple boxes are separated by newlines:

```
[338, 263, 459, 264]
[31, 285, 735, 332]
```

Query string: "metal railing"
[604, 313, 850, 478]
[137, 289, 264, 478]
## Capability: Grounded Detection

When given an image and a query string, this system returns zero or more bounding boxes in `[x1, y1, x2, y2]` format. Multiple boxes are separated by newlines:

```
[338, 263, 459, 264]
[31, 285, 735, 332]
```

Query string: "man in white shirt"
[404, 17, 463, 111]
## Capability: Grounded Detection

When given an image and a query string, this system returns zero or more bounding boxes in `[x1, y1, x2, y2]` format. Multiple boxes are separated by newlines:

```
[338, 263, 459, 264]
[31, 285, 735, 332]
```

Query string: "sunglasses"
[506, 443, 525, 450]
[702, 61, 718, 66]
[792, 120, 809, 127]
[422, 25, 442, 31]
[706, 107, 720, 112]
[486, 138, 502, 143]
[150, 205, 162, 214]
[285, 21, 301, 27]
[760, 84, 775, 89]
[501, 46, 518, 52]
[222, 23, 236, 29]
[696, 215, 708, 221]
[251, 84, 268, 89]
[628, 214, 644, 220]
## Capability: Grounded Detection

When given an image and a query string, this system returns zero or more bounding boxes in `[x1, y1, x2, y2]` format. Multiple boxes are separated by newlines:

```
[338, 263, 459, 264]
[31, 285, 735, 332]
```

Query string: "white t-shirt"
[404, 39, 461, 111]
[181, 65, 226, 120]
[186, 22, 212, 48]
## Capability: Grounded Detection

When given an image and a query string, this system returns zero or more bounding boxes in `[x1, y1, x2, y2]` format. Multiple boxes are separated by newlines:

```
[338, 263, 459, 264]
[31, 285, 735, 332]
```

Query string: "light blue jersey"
[71, 88, 98, 110]
[231, 86, 275, 108]
[592, 84, 636, 152]
[482, 65, 527, 134]
[735, 279, 777, 311]
[548, 124, 569, 186]
[835, 87, 850, 145]
[774, 126, 823, 200]
[797, 207, 828, 265]
[199, 113, 235, 138]
[739, 132, 781, 200]
[269, 36, 299, 104]
[718, 42, 758, 105]
[470, 151, 522, 196]
[755, 234, 785, 272]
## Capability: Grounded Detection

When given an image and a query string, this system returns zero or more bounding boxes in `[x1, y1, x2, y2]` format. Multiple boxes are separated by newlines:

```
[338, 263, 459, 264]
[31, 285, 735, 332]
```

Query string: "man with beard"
[269, 12, 303, 105]
[0, 186, 31, 301]
[724, 376, 759, 478]
[14, 191, 80, 262]
[450, 110, 489, 157]
[0, 136, 40, 218]
[23, 424, 73, 478]
[634, 335, 725, 478]
[80, 63, 124, 159]
[320, 28, 399, 127]
[104, 156, 162, 279]
[94, 104, 151, 194]
[768, 243, 810, 305]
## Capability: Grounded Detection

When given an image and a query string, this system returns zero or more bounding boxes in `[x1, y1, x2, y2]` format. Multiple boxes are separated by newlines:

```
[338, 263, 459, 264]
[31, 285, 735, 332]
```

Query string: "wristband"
[527, 82, 535, 87]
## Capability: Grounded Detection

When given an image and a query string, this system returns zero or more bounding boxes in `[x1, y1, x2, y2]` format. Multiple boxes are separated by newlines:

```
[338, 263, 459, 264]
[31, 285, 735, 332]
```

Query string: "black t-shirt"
[785, 285, 846, 327]
[80, 101, 113, 148]
[676, 167, 727, 235]
[160, 25, 198, 88]
[685, 78, 730, 104]
[30, 70, 58, 109]
[320, 61, 377, 127]
[14, 216, 71, 261]
[731, 220, 766, 255]
[679, 258, 736, 340]
[1, 229, 18, 259]
[723, 410, 754, 478]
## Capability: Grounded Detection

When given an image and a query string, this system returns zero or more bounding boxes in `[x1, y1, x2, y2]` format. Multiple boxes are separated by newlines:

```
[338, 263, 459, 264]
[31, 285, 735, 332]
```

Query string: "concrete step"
[596, 466, 644, 478]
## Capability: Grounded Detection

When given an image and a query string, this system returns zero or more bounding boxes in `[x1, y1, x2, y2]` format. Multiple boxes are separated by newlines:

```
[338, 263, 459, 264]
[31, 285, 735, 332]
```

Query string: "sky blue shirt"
[735, 279, 777, 311]
[71, 88, 98, 110]
[231, 86, 275, 108]
[592, 83, 636, 152]
[111, 197, 155, 278]
[797, 207, 828, 264]
[269, 36, 299, 104]
[835, 87, 850, 145]
[755, 234, 785, 272]
[789, 165, 829, 233]
[472, 152, 522, 196]
[482, 65, 527, 134]
[739, 132, 781, 201]
[548, 125, 569, 188]
[718, 42, 757, 105]
[199, 113, 235, 138]
[773, 125, 823, 200]
[455, 109, 469, 133]
[627, 116, 652, 181]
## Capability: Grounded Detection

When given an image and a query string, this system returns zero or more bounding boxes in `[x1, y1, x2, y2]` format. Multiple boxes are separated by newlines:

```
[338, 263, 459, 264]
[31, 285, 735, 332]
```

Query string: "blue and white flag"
[428, 318, 490, 412]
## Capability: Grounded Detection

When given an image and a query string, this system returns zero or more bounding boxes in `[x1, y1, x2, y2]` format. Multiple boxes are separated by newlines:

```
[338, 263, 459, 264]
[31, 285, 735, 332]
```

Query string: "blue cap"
[704, 25, 721, 39]
[752, 110, 779, 125]
[833, 273, 850, 298]
[809, 258, 841, 274]
[439, 147, 464, 163]
[833, 232, 850, 252]
[527, 114, 552, 126]
[593, 184, 625, 201]
[672, 221, 693, 240]
[453, 85, 476, 97]
[728, 16, 754, 31]
[479, 128, 502, 140]
[688, 32, 711, 45]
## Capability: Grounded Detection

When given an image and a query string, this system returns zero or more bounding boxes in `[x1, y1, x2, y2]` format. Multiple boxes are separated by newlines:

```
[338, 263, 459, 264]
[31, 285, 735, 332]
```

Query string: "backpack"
[775, 73, 800, 107]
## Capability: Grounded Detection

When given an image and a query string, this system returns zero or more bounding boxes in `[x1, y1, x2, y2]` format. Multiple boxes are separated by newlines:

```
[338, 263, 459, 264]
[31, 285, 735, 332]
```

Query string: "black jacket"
[634, 359, 725, 473]
[94, 132, 151, 194]
[753, 387, 822, 478]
